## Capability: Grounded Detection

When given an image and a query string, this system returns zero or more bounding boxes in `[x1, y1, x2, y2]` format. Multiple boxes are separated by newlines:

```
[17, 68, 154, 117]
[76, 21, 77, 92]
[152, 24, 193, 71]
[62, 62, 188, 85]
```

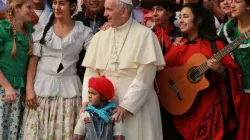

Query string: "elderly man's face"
[85, 0, 105, 15]
[104, 0, 123, 27]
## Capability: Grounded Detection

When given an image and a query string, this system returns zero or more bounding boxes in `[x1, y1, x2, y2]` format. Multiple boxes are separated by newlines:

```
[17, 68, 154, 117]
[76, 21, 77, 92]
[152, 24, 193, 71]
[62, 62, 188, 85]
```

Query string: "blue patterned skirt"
[0, 86, 24, 140]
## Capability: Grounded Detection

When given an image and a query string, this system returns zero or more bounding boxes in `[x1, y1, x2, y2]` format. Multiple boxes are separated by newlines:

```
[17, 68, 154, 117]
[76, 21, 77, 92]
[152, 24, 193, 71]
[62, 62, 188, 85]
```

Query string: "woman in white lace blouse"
[22, 0, 93, 139]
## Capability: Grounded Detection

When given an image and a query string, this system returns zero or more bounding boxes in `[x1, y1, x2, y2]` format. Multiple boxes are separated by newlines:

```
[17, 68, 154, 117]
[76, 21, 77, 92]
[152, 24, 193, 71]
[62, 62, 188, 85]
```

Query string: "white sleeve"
[113, 121, 125, 140]
[214, 16, 221, 32]
[82, 27, 94, 51]
[119, 64, 156, 114]
[32, 24, 44, 57]
[73, 112, 86, 138]
[82, 68, 100, 103]
[32, 42, 42, 57]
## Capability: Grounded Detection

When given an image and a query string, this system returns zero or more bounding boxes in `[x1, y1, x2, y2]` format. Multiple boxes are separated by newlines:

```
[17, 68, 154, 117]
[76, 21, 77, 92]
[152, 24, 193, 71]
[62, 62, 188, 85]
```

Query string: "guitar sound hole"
[188, 67, 202, 83]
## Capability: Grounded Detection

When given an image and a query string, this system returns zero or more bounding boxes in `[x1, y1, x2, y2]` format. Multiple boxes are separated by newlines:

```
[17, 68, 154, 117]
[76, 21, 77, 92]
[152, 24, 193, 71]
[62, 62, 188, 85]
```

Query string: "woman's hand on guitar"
[207, 58, 225, 74]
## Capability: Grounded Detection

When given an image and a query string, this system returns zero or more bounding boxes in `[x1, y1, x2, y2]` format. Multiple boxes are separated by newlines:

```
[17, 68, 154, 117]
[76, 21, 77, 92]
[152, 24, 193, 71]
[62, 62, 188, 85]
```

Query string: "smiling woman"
[0, 0, 33, 139]
[219, 0, 250, 139]
[164, 3, 243, 140]
[21, 0, 94, 139]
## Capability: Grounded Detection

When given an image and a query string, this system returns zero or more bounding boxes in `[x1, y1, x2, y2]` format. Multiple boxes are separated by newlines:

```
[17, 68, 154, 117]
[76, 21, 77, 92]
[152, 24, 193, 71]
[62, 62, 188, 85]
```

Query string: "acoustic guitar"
[157, 33, 250, 115]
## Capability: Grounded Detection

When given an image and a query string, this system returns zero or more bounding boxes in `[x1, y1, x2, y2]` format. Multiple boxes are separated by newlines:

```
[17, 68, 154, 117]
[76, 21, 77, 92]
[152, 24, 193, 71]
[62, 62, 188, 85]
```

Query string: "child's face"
[88, 88, 101, 106]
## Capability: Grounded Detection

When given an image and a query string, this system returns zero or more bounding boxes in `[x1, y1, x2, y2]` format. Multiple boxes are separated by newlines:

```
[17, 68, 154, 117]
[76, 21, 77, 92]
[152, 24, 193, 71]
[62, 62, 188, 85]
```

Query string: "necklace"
[106, 19, 133, 71]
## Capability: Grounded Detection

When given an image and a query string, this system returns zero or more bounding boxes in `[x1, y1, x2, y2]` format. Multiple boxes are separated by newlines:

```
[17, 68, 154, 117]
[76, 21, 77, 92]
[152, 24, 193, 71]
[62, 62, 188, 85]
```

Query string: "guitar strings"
[190, 69, 201, 81]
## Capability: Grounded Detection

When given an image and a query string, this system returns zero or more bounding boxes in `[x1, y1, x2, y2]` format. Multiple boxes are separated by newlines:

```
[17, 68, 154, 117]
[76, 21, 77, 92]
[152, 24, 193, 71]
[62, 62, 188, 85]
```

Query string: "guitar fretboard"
[197, 34, 248, 74]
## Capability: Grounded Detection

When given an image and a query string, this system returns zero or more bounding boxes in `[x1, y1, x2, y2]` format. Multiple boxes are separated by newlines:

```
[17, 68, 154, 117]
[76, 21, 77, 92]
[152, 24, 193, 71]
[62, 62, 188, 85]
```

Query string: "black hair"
[180, 0, 203, 5]
[245, 0, 250, 5]
[40, 0, 77, 45]
[152, 3, 176, 24]
[182, 3, 218, 40]
[218, 0, 229, 23]
[161, 3, 176, 24]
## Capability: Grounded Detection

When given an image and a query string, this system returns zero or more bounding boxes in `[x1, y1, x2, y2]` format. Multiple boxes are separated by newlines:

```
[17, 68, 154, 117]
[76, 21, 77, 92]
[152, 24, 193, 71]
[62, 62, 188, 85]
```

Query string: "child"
[0, 0, 33, 139]
[73, 76, 125, 140]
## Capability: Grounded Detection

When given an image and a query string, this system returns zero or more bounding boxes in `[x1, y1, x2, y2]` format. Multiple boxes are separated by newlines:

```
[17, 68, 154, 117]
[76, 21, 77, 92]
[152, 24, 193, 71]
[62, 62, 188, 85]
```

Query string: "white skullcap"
[120, 0, 133, 5]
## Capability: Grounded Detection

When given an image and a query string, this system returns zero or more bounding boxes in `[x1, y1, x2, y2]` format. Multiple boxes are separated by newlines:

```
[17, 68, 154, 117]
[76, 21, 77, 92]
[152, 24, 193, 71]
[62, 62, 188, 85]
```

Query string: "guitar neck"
[198, 34, 248, 74]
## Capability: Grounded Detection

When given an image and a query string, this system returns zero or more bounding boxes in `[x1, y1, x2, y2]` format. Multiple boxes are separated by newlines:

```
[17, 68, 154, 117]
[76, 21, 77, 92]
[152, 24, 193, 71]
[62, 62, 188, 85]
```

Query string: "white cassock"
[82, 17, 165, 140]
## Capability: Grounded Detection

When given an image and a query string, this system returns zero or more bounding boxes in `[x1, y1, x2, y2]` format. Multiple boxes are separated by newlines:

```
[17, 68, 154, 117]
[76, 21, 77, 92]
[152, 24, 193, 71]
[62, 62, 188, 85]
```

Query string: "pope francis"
[82, 0, 165, 139]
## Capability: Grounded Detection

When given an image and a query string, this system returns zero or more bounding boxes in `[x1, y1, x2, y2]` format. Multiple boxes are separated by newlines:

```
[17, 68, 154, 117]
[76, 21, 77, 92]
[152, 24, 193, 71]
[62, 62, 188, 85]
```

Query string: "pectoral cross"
[111, 60, 120, 71]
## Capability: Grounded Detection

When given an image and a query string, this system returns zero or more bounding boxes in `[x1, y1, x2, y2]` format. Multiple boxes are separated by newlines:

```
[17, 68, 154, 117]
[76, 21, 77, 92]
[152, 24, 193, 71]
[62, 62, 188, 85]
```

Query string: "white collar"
[115, 16, 133, 31]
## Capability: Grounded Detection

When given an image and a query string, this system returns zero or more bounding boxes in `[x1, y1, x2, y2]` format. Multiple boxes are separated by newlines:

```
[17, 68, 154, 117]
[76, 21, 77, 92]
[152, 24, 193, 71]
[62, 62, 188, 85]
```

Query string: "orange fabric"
[30, 11, 39, 26]
[0, 11, 7, 20]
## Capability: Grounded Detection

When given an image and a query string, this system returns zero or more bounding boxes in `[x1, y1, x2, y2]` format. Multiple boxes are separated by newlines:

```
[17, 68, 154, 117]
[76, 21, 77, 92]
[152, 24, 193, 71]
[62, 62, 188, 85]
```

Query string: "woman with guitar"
[147, 1, 183, 139]
[163, 3, 242, 140]
[220, 0, 250, 139]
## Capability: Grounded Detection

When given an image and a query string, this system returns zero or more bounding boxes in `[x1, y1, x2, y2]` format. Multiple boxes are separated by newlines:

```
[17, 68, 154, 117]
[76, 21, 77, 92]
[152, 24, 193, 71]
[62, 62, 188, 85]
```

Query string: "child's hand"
[113, 106, 128, 122]
[5, 86, 16, 102]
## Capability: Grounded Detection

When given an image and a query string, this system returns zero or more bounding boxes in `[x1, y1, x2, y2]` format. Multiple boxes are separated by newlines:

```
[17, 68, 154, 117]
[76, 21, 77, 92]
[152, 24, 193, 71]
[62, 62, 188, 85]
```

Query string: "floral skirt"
[0, 86, 24, 140]
[22, 96, 82, 140]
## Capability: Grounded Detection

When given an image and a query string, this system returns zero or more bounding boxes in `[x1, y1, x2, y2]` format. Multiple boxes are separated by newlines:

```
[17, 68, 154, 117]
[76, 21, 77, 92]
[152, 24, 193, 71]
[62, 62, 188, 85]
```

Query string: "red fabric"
[30, 11, 39, 26]
[165, 38, 243, 140]
[229, 67, 250, 139]
[233, 92, 250, 140]
[85, 9, 93, 20]
[88, 76, 115, 100]
[0, 11, 7, 20]
[154, 24, 173, 56]
[72, 135, 85, 140]
[144, 11, 153, 21]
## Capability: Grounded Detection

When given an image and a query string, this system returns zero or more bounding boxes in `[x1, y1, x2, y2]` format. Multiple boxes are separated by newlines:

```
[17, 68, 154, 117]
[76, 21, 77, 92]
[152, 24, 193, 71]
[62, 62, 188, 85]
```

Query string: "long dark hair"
[245, 0, 250, 5]
[40, 0, 77, 45]
[182, 3, 218, 40]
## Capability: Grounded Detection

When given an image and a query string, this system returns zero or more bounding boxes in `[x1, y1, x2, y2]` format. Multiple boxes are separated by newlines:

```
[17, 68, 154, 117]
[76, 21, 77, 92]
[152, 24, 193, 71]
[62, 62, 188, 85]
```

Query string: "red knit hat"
[88, 76, 115, 100]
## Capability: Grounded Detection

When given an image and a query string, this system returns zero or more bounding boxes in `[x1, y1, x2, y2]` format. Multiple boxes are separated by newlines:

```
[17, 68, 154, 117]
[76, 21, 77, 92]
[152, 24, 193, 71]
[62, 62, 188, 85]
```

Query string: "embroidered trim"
[44, 21, 86, 50]
[72, 134, 85, 140]
[114, 135, 125, 140]
[223, 19, 250, 49]
[192, 100, 221, 140]
[84, 117, 92, 123]
[244, 89, 250, 93]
